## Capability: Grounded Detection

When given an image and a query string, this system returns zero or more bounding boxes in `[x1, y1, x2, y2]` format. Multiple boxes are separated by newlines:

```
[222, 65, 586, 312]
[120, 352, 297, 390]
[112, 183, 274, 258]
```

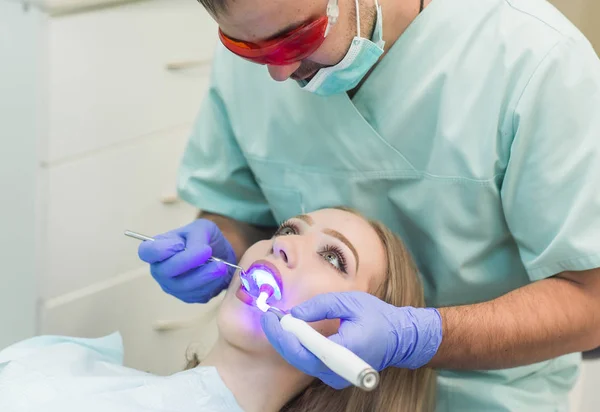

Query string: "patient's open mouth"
[235, 260, 283, 308]
[235, 284, 255, 305]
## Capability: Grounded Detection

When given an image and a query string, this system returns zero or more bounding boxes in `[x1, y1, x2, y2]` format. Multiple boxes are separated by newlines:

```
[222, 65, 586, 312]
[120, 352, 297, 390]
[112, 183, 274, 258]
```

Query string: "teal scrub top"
[177, 0, 600, 409]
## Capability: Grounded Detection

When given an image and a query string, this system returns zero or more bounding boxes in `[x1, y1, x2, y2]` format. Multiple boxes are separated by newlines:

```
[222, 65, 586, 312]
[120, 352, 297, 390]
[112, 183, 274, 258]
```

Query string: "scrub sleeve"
[501, 37, 600, 281]
[177, 67, 277, 228]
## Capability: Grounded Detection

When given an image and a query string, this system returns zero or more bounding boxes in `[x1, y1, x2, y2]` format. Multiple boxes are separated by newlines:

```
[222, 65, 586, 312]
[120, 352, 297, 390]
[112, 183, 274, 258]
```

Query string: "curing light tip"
[256, 291, 270, 312]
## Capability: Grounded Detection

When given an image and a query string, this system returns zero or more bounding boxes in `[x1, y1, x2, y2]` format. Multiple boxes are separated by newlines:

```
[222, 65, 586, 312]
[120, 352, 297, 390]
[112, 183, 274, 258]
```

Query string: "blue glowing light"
[251, 269, 281, 300]
[241, 265, 282, 301]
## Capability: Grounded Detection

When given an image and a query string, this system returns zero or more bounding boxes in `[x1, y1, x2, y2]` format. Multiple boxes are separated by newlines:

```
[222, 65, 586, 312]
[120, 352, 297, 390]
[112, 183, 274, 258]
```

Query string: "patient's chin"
[216, 297, 271, 353]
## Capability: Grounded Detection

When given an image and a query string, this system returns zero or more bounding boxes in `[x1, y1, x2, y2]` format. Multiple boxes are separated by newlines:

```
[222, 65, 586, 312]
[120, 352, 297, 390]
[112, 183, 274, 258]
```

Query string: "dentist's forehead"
[216, 0, 323, 41]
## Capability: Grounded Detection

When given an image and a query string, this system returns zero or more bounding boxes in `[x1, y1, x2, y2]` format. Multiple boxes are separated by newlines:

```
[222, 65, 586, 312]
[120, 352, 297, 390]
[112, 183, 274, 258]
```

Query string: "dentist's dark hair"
[197, 0, 227, 17]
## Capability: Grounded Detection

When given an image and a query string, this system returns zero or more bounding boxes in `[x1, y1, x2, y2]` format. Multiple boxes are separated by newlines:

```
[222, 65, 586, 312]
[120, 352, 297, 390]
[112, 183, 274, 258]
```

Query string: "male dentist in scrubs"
[138, 0, 600, 409]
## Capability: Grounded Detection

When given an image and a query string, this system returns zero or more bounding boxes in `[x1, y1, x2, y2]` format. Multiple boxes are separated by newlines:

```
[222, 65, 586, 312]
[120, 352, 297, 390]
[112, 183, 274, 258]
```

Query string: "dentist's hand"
[261, 291, 443, 389]
[137, 219, 236, 303]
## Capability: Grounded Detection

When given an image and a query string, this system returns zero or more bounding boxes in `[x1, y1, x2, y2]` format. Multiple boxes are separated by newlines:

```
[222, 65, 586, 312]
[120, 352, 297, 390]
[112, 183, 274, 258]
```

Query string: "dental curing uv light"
[243, 265, 380, 392]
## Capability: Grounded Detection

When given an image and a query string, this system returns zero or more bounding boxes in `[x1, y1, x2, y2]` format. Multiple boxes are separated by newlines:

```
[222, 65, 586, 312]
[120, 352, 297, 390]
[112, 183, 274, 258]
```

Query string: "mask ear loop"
[325, 0, 340, 37]
[356, 0, 381, 39]
[355, 0, 361, 38]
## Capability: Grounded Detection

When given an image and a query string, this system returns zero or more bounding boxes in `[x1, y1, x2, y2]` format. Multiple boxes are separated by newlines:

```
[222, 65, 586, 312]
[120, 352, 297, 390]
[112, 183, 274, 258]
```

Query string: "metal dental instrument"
[124, 230, 154, 242]
[124, 230, 246, 275]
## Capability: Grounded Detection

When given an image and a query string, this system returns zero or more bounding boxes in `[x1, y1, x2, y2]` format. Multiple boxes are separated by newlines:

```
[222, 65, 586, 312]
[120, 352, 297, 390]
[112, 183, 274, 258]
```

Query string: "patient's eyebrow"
[323, 229, 359, 272]
[296, 214, 315, 226]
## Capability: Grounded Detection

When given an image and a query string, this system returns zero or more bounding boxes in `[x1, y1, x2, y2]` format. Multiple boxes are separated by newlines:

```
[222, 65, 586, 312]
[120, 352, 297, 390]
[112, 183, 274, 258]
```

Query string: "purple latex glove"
[137, 219, 236, 303]
[261, 291, 442, 389]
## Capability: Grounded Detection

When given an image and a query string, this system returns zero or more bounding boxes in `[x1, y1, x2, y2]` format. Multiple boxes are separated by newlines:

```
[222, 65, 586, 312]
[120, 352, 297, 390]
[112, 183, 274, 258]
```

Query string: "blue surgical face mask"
[298, 0, 385, 96]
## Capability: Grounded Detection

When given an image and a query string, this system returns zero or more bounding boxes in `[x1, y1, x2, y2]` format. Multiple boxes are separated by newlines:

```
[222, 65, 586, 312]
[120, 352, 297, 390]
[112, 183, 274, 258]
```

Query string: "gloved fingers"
[150, 244, 214, 280]
[318, 371, 352, 390]
[325, 332, 345, 349]
[262, 314, 357, 389]
[174, 277, 227, 303]
[291, 292, 361, 322]
[189, 260, 230, 282]
[326, 331, 369, 364]
[182, 220, 220, 249]
[177, 219, 212, 238]
[185, 219, 235, 262]
[138, 235, 185, 264]
[210, 237, 236, 263]
[327, 330, 389, 377]
[261, 312, 322, 376]
[156, 265, 227, 295]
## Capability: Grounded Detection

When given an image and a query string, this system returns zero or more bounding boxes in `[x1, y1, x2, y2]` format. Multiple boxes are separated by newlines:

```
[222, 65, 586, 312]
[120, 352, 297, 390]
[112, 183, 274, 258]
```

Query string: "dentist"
[138, 0, 600, 409]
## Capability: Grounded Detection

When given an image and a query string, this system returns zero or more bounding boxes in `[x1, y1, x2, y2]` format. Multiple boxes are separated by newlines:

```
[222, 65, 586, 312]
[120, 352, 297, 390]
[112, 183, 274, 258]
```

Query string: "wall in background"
[0, 0, 220, 374]
[0, 1, 43, 349]
[588, 1, 600, 53]
[550, 0, 588, 25]
[549, 0, 600, 52]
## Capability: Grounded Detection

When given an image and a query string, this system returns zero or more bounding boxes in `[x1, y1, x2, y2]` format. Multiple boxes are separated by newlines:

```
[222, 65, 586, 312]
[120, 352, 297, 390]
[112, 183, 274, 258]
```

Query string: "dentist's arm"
[429, 268, 600, 369]
[261, 269, 600, 389]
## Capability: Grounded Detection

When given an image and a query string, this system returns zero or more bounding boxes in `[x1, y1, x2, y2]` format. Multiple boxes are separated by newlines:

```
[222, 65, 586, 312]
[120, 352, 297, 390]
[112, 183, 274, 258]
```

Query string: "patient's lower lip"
[235, 283, 272, 310]
[235, 284, 254, 306]
[235, 280, 282, 310]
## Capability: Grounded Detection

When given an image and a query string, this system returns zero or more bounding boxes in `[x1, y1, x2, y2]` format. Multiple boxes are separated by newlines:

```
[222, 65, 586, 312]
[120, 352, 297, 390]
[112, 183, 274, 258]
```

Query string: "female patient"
[0, 207, 435, 412]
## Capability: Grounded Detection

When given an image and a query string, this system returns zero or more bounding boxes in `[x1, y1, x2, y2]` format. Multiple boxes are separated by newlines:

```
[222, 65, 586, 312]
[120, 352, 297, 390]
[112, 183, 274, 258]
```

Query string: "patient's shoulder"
[0, 333, 125, 368]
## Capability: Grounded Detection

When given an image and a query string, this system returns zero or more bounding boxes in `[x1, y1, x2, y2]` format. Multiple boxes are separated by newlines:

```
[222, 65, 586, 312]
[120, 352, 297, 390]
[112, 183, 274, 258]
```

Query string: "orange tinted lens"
[219, 16, 328, 65]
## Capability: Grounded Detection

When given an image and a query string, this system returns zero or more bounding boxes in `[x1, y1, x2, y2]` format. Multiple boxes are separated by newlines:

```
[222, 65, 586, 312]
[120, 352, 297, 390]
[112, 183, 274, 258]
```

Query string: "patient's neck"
[201, 336, 312, 412]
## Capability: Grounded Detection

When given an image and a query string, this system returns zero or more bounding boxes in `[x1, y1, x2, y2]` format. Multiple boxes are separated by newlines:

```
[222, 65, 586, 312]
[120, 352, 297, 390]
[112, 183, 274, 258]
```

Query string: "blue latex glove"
[137, 219, 236, 303]
[261, 291, 443, 389]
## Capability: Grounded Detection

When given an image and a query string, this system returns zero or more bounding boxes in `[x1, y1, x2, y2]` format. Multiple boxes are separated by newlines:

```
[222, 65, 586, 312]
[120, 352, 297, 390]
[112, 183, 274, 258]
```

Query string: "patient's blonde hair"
[279, 206, 436, 412]
[186, 206, 436, 412]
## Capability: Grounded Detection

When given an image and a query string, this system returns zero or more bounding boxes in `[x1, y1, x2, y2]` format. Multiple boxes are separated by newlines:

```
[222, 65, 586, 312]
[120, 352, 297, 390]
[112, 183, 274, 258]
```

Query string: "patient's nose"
[278, 248, 289, 263]
[272, 237, 297, 268]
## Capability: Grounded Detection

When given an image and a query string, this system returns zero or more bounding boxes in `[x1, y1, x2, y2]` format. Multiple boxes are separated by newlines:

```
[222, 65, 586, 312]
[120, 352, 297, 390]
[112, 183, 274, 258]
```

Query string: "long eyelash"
[273, 222, 348, 274]
[274, 220, 299, 236]
[320, 244, 348, 274]
[278, 219, 293, 229]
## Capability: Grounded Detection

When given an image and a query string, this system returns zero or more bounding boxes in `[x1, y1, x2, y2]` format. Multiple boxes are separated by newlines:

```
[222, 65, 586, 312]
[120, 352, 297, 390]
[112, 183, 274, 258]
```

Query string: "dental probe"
[124, 230, 246, 275]
[257, 296, 380, 392]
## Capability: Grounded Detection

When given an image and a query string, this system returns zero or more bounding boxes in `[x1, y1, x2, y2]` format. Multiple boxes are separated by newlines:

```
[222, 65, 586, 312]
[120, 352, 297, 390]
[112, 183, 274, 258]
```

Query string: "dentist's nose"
[272, 236, 298, 268]
[267, 62, 302, 81]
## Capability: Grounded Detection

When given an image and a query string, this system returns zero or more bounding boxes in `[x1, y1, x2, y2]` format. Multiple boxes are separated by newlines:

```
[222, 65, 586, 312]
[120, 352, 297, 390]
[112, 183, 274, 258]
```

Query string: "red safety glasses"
[218, 0, 339, 66]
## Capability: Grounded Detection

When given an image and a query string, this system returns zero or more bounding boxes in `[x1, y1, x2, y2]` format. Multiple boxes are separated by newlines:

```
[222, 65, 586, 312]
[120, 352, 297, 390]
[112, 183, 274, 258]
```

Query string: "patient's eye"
[319, 245, 348, 273]
[274, 220, 299, 237]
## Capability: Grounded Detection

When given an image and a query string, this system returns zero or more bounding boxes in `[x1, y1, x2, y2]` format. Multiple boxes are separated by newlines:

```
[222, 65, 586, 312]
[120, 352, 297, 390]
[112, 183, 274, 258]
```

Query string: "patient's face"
[217, 208, 387, 354]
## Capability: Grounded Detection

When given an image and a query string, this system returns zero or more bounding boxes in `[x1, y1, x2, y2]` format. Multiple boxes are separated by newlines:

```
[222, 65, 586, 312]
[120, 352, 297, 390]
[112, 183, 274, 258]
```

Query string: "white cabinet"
[46, 0, 215, 162]
[43, 125, 201, 298]
[0, 0, 220, 374]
